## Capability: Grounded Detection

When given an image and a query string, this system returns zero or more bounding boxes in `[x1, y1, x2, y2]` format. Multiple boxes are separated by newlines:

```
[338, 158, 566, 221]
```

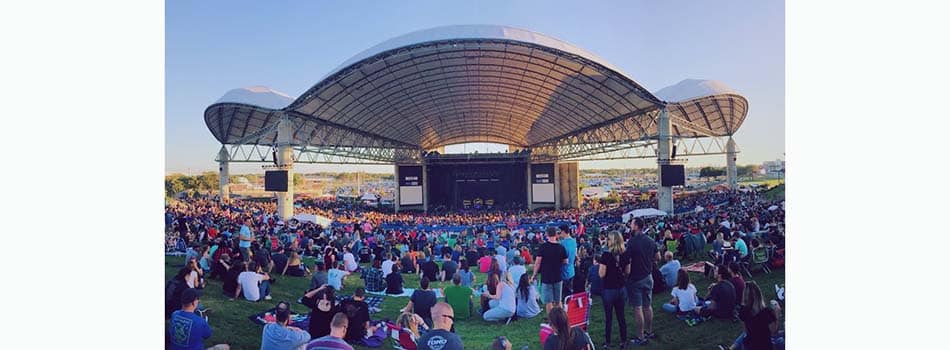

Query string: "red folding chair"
[563, 291, 592, 331]
[386, 322, 417, 350]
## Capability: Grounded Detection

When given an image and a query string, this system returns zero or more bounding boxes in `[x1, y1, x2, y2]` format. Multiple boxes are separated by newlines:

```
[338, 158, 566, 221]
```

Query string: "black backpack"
[164, 278, 185, 318]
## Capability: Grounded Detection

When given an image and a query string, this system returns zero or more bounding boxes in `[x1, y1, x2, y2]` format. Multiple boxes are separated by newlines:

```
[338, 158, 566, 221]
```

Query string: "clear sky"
[166, 0, 784, 175]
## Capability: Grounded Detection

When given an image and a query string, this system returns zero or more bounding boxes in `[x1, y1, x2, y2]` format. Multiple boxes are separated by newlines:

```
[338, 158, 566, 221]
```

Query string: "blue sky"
[166, 0, 784, 175]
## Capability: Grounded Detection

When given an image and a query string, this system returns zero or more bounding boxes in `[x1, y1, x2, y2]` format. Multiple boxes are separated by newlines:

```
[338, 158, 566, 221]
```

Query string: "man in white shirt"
[381, 254, 396, 277]
[327, 263, 350, 291]
[343, 247, 359, 272]
[237, 261, 272, 301]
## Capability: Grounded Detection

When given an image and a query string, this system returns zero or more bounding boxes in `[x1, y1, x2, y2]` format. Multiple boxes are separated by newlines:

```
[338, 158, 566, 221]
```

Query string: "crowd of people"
[165, 185, 785, 350]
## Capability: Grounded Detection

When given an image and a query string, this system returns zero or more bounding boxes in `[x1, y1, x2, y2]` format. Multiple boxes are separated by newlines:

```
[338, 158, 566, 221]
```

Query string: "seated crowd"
[165, 187, 785, 350]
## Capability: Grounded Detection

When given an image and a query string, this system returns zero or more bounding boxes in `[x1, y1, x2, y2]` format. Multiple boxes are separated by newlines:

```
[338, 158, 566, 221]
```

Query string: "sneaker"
[264, 295, 272, 300]
[629, 338, 649, 346]
[643, 331, 656, 339]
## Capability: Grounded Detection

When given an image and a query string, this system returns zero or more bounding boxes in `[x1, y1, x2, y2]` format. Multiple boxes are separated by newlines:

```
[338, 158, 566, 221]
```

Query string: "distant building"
[762, 159, 785, 177]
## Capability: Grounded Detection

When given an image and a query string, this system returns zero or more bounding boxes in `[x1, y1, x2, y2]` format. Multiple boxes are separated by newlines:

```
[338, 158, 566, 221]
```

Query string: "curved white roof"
[326, 25, 632, 81]
[205, 26, 749, 159]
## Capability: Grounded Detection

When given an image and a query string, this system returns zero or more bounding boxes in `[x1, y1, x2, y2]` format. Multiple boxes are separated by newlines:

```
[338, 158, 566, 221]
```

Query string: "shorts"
[626, 275, 653, 307]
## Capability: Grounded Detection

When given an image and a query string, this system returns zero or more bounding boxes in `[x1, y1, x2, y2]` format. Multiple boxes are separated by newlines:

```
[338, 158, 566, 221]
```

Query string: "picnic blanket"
[367, 288, 444, 298]
[252, 294, 387, 327]
[249, 308, 311, 329]
[683, 262, 707, 273]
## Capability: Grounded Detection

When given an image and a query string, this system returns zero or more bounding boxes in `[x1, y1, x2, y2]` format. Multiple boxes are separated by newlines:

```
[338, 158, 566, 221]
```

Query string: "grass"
[761, 184, 785, 202]
[165, 253, 784, 350]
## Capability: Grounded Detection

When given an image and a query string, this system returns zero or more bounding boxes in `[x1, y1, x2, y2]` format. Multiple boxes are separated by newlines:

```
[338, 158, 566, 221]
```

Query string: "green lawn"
[165, 254, 784, 350]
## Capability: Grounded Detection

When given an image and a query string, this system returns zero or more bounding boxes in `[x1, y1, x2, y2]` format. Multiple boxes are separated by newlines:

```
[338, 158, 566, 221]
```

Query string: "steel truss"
[534, 136, 739, 162]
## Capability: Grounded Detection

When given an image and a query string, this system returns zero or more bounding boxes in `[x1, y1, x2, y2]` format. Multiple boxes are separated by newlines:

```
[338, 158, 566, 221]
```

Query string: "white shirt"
[382, 260, 395, 277]
[508, 265, 526, 285]
[670, 284, 698, 312]
[343, 252, 358, 272]
[185, 270, 200, 288]
[238, 271, 264, 301]
[328, 268, 346, 290]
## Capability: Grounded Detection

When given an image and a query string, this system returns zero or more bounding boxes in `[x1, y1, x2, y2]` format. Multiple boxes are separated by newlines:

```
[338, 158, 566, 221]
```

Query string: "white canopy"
[361, 193, 378, 201]
[293, 214, 333, 228]
[768, 205, 779, 211]
[622, 208, 668, 223]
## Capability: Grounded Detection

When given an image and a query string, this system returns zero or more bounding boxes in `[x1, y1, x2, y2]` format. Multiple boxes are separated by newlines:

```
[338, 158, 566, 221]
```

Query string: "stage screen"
[426, 162, 527, 210]
[264, 170, 288, 192]
[532, 183, 555, 203]
[531, 163, 555, 203]
[661, 164, 686, 186]
[399, 186, 423, 205]
[398, 165, 424, 205]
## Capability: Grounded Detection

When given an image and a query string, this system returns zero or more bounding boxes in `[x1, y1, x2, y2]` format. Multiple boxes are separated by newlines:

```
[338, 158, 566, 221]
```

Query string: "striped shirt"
[306, 335, 353, 350]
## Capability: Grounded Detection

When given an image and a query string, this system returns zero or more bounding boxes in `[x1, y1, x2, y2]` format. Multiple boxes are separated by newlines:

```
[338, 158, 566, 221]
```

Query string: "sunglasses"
[442, 315, 455, 322]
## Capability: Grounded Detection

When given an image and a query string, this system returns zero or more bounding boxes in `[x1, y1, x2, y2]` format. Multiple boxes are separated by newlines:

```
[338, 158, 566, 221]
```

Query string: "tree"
[293, 173, 304, 187]
[699, 167, 725, 178]
[737, 165, 760, 178]
[196, 171, 218, 191]
[165, 177, 185, 198]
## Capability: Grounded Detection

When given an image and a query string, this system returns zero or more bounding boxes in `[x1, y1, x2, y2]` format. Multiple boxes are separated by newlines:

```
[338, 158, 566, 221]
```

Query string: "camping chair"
[563, 291, 592, 331]
[386, 322, 417, 350]
[740, 246, 770, 278]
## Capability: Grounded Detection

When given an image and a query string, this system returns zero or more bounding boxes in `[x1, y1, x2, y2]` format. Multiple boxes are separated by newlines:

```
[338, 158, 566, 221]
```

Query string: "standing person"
[532, 227, 568, 306]
[305, 313, 353, 350]
[261, 301, 311, 350]
[239, 218, 254, 262]
[416, 302, 464, 350]
[405, 277, 438, 328]
[169, 288, 228, 350]
[597, 231, 629, 350]
[237, 261, 272, 301]
[559, 224, 578, 296]
[625, 218, 658, 346]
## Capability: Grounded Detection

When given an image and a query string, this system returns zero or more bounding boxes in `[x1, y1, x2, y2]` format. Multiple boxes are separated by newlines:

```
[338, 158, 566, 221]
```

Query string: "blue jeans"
[541, 282, 563, 305]
[602, 288, 628, 344]
[482, 299, 515, 321]
[257, 280, 271, 301]
[240, 247, 251, 262]
[662, 303, 678, 313]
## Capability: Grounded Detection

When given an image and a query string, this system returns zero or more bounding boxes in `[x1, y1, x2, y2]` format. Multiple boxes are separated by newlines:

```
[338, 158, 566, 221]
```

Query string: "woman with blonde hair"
[596, 231, 629, 350]
[395, 310, 429, 338]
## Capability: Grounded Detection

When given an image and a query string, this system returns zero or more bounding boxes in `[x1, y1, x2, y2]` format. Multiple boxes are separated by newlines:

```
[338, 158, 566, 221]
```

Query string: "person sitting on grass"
[728, 262, 747, 307]
[309, 262, 327, 290]
[419, 252, 439, 282]
[508, 256, 527, 286]
[440, 252, 458, 282]
[396, 310, 430, 338]
[362, 258, 387, 293]
[169, 288, 230, 350]
[327, 262, 349, 291]
[478, 250, 493, 273]
[386, 263, 405, 295]
[662, 269, 699, 317]
[261, 301, 311, 350]
[341, 288, 376, 345]
[516, 273, 541, 319]
[659, 251, 681, 291]
[301, 284, 340, 339]
[237, 261, 272, 301]
[696, 264, 736, 320]
[482, 272, 516, 322]
[406, 276, 438, 328]
[457, 258, 475, 288]
[542, 305, 592, 350]
[718, 282, 780, 350]
[417, 302, 463, 350]
[283, 250, 310, 277]
[444, 273, 474, 319]
[305, 313, 353, 350]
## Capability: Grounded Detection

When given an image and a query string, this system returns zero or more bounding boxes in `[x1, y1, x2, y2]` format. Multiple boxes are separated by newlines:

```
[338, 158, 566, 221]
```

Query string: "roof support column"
[218, 146, 230, 204]
[657, 108, 674, 214]
[276, 117, 295, 221]
[726, 137, 738, 190]
[394, 164, 400, 213]
[553, 161, 561, 210]
[422, 163, 428, 213]
[526, 162, 532, 211]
